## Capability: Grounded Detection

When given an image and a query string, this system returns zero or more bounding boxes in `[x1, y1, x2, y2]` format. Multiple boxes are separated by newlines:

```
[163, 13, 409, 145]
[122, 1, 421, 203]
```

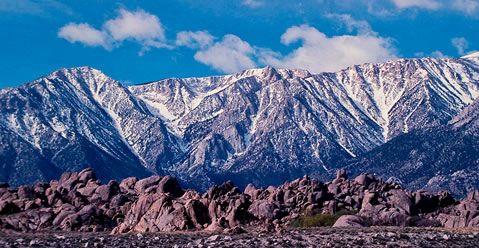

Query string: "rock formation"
[0, 168, 477, 233]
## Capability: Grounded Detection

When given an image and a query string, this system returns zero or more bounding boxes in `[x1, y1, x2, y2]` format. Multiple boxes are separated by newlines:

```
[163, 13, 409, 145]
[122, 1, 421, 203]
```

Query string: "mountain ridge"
[1, 56, 479, 194]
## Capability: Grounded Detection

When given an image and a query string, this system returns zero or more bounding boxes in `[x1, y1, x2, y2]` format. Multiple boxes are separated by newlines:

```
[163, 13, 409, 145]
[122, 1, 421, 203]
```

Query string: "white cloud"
[452, 37, 469, 55]
[452, 0, 479, 15]
[176, 31, 215, 49]
[58, 8, 169, 54]
[242, 0, 263, 8]
[392, 0, 479, 15]
[104, 8, 168, 50]
[58, 23, 111, 49]
[390, 0, 441, 9]
[182, 17, 397, 74]
[374, 0, 479, 15]
[55, 7, 412, 74]
[258, 24, 397, 73]
[194, 35, 257, 73]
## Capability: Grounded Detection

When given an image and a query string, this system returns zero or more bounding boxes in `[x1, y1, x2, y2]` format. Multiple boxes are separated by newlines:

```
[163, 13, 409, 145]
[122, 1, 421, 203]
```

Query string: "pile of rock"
[436, 191, 479, 228]
[0, 168, 477, 233]
[0, 168, 128, 231]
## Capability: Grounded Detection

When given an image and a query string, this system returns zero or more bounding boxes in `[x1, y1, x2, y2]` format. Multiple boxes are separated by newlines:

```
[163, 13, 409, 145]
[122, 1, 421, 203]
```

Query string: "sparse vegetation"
[291, 210, 357, 228]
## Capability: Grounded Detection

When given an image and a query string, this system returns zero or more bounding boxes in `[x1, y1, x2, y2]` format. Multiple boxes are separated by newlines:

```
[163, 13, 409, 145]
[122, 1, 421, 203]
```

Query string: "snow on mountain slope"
[0, 121, 61, 185]
[462, 51, 479, 59]
[1, 56, 479, 189]
[0, 67, 172, 184]
[130, 57, 479, 188]
[336, 57, 479, 139]
[346, 91, 479, 197]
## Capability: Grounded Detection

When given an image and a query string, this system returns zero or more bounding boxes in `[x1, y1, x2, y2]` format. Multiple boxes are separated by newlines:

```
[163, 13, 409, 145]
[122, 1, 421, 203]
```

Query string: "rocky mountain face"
[0, 68, 166, 185]
[131, 57, 479, 190]
[1, 55, 479, 193]
[347, 88, 479, 196]
[346, 127, 479, 196]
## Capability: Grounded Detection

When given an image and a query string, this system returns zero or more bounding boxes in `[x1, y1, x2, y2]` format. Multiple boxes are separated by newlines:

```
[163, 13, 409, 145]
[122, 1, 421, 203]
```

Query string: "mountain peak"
[238, 66, 311, 80]
[48, 66, 106, 79]
[462, 51, 479, 59]
[40, 66, 118, 94]
[3, 55, 479, 195]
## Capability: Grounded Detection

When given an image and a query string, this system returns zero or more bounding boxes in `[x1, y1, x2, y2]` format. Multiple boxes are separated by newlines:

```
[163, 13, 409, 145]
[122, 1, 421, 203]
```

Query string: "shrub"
[290, 209, 356, 228]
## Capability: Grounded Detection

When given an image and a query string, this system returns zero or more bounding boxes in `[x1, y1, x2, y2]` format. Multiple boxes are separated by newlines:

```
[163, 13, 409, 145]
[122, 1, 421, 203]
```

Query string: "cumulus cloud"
[58, 8, 169, 54]
[176, 31, 215, 49]
[258, 24, 397, 73]
[58, 8, 398, 74]
[58, 23, 111, 49]
[104, 8, 168, 50]
[390, 0, 441, 9]
[194, 35, 257, 73]
[452, 37, 469, 55]
[181, 17, 397, 74]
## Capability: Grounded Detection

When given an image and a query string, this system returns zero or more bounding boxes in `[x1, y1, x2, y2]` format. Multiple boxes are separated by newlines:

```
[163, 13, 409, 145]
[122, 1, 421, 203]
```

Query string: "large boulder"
[119, 177, 137, 194]
[388, 189, 413, 214]
[113, 193, 193, 233]
[92, 181, 119, 202]
[77, 180, 100, 198]
[354, 174, 376, 187]
[58, 172, 80, 191]
[78, 168, 97, 183]
[248, 200, 280, 220]
[17, 186, 35, 200]
[134, 176, 162, 194]
[333, 215, 367, 227]
[207, 181, 239, 199]
[436, 191, 479, 228]
[244, 184, 260, 200]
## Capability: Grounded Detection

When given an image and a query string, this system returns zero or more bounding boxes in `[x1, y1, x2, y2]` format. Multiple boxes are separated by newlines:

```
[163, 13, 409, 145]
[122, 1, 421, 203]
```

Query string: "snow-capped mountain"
[1, 55, 479, 192]
[347, 91, 479, 196]
[0, 67, 174, 184]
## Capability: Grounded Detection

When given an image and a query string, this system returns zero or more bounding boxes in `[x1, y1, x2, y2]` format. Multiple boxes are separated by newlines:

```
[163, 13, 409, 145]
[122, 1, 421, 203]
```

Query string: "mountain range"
[1, 53, 479, 195]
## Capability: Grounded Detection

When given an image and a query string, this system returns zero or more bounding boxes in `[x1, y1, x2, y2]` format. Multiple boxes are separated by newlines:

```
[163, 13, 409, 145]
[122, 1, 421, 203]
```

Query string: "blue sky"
[0, 0, 478, 88]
